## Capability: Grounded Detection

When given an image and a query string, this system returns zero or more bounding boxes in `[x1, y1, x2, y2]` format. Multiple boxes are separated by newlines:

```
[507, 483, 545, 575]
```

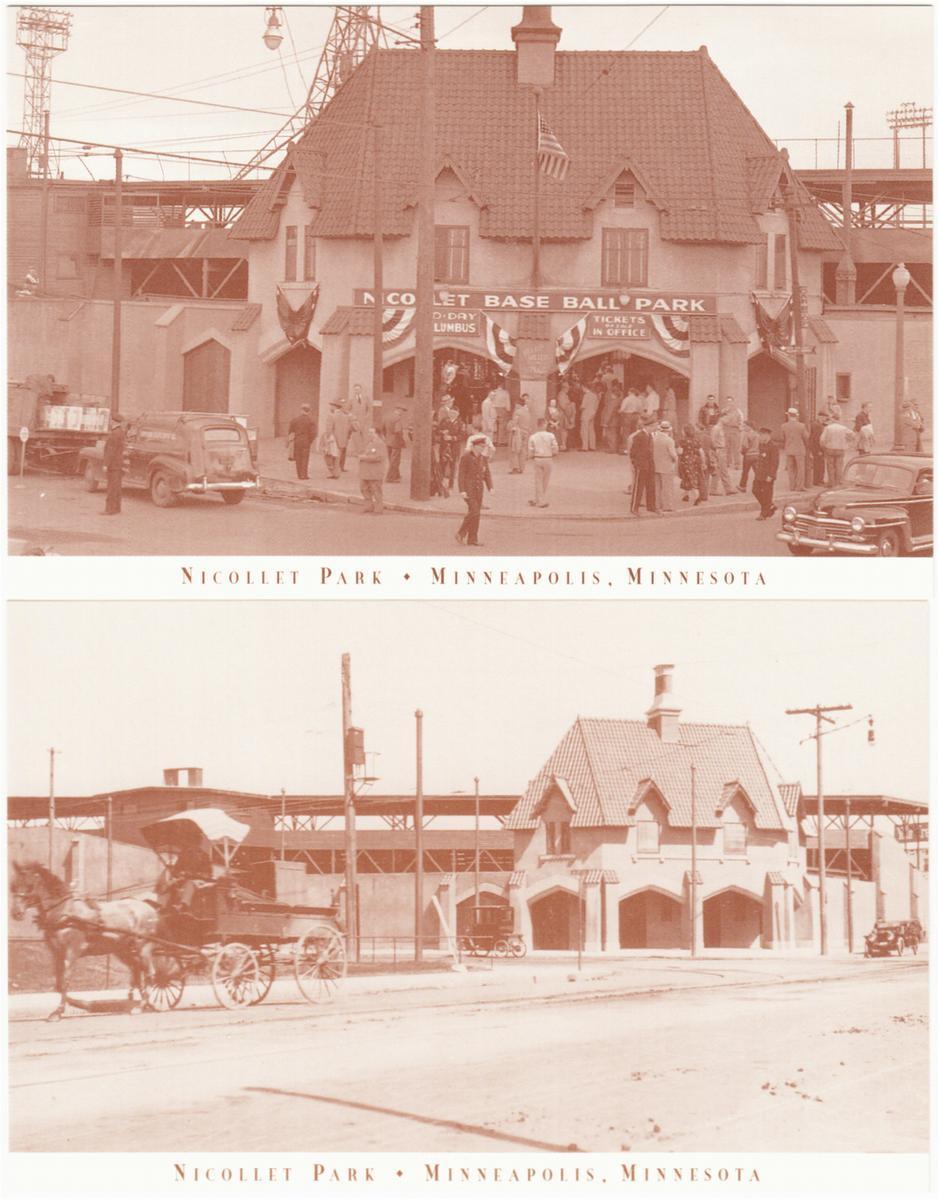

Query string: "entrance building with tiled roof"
[230, 6, 843, 437]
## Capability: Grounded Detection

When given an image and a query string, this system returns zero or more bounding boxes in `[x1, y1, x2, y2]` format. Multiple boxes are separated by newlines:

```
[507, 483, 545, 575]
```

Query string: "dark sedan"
[776, 453, 932, 557]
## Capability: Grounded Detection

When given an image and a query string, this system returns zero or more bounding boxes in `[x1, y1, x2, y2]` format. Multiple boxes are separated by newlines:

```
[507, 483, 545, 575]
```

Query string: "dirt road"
[9, 959, 927, 1153]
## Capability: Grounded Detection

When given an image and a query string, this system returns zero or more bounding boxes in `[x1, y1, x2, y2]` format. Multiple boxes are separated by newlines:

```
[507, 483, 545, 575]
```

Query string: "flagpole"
[532, 87, 542, 289]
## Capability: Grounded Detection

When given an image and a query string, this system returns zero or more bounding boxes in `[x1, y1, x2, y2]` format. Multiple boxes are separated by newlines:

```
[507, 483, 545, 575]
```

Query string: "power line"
[5, 128, 276, 172]
[438, 7, 489, 41]
[625, 5, 670, 49]
[6, 72, 293, 118]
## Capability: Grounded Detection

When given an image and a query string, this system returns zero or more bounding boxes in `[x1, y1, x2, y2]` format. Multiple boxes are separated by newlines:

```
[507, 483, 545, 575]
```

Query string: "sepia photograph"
[6, 4, 933, 557]
[6, 600, 929, 1159]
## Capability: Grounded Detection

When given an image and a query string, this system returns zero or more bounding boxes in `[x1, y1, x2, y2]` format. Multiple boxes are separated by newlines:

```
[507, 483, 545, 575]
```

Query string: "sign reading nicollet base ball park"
[354, 287, 716, 313]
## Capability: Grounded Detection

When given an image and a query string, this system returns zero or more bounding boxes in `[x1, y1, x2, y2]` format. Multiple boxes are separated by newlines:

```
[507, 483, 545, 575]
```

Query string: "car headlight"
[850, 516, 866, 534]
[782, 506, 797, 523]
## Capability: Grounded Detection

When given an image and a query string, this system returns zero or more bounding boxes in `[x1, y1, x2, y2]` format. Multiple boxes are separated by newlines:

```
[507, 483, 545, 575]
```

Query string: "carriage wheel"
[493, 938, 511, 958]
[142, 953, 186, 1011]
[249, 944, 277, 1006]
[211, 943, 263, 1009]
[510, 937, 527, 959]
[294, 924, 347, 1005]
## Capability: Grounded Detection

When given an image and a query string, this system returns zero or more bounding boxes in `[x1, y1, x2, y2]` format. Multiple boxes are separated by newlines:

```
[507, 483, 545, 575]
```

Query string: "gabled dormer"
[532, 775, 576, 858]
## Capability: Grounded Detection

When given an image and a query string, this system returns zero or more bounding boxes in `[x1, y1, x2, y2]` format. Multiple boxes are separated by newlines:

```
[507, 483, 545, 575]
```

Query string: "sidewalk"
[7, 950, 883, 1021]
[258, 436, 813, 521]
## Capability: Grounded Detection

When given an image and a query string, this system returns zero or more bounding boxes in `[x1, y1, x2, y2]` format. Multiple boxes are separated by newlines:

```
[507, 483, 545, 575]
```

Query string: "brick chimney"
[646, 664, 681, 743]
[163, 767, 204, 787]
[511, 6, 561, 87]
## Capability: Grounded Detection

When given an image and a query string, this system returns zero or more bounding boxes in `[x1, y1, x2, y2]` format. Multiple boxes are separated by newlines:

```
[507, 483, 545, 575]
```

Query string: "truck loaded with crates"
[8, 374, 110, 475]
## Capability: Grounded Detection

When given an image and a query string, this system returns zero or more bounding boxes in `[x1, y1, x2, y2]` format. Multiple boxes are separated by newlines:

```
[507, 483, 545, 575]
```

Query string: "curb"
[258, 477, 810, 523]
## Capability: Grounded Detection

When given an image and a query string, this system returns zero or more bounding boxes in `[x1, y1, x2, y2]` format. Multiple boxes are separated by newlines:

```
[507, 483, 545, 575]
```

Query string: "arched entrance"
[619, 889, 684, 949]
[529, 888, 583, 951]
[183, 338, 231, 413]
[274, 343, 321, 437]
[382, 345, 511, 419]
[560, 348, 690, 435]
[747, 352, 792, 431]
[703, 889, 764, 949]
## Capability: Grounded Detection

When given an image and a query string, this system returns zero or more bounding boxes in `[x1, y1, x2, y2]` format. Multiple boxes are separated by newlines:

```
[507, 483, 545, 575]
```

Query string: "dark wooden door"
[183, 339, 230, 413]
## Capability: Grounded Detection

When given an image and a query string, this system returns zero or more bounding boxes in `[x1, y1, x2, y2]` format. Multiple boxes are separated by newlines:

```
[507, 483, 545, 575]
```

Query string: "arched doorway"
[703, 889, 764, 949]
[183, 338, 231, 413]
[274, 343, 321, 437]
[619, 889, 684, 949]
[529, 888, 583, 951]
[747, 352, 792, 431]
[562, 348, 690, 433]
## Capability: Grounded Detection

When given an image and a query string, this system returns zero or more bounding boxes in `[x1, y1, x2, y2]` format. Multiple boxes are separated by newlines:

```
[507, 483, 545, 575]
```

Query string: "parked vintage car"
[776, 453, 932, 557]
[79, 411, 259, 507]
[459, 906, 526, 958]
[863, 918, 924, 957]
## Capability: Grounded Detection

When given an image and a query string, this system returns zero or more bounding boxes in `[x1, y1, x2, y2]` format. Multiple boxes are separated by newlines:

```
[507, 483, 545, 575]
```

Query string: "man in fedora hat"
[629, 415, 658, 516]
[780, 406, 808, 491]
[102, 413, 126, 515]
[456, 434, 493, 546]
[287, 403, 316, 480]
[652, 419, 678, 512]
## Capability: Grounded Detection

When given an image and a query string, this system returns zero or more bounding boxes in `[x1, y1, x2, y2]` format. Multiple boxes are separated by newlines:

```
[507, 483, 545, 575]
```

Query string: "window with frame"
[303, 224, 316, 281]
[434, 225, 470, 284]
[636, 820, 661, 855]
[835, 372, 852, 401]
[613, 172, 636, 208]
[754, 235, 769, 289]
[601, 227, 648, 287]
[284, 225, 298, 282]
[723, 822, 748, 856]
[773, 233, 787, 290]
[545, 820, 571, 856]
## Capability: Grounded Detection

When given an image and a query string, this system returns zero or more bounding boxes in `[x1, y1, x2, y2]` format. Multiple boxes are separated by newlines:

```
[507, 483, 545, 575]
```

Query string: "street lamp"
[262, 6, 284, 51]
[892, 262, 911, 449]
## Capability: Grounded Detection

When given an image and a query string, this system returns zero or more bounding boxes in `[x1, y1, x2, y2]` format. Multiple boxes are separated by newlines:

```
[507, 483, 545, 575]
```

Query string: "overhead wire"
[6, 73, 293, 119]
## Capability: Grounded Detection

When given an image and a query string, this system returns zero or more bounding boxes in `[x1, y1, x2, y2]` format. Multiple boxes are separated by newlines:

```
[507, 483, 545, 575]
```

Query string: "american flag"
[537, 113, 570, 181]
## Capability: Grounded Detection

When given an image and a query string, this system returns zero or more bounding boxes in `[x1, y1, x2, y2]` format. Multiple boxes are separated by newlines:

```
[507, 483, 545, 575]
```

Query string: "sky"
[5, 4, 933, 182]
[7, 600, 930, 807]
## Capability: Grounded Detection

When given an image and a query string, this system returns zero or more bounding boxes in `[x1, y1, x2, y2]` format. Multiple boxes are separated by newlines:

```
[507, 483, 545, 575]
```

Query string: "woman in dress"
[678, 423, 708, 505]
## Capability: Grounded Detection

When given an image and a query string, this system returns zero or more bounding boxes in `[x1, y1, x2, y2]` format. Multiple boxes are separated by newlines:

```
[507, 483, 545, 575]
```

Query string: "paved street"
[9, 473, 790, 556]
[9, 956, 927, 1153]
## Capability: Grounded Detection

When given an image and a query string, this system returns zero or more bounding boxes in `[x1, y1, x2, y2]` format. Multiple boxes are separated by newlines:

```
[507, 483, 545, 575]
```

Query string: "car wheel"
[221, 491, 245, 506]
[787, 545, 814, 556]
[876, 529, 901, 557]
[84, 461, 100, 493]
[150, 470, 177, 508]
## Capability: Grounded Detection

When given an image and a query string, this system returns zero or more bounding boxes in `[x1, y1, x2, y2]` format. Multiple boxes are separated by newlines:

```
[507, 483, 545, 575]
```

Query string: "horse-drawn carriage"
[11, 807, 347, 1019]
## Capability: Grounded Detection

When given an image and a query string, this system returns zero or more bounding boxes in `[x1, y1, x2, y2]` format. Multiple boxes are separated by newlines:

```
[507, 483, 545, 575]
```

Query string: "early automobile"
[79, 411, 259, 507]
[459, 905, 526, 958]
[863, 918, 924, 957]
[776, 453, 932, 557]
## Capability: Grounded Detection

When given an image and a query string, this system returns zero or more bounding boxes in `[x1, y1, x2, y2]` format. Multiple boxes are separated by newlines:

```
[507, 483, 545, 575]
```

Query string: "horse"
[10, 861, 161, 1021]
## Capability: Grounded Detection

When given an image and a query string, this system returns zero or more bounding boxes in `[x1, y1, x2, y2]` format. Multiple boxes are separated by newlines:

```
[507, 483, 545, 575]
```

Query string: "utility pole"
[414, 710, 425, 962]
[341, 654, 358, 960]
[371, 120, 384, 425]
[845, 794, 853, 954]
[782, 152, 806, 416]
[111, 147, 123, 415]
[410, 5, 435, 501]
[280, 787, 286, 861]
[47, 747, 57, 870]
[473, 775, 480, 910]
[38, 110, 50, 292]
[785, 703, 852, 955]
[690, 761, 698, 958]
[105, 793, 113, 988]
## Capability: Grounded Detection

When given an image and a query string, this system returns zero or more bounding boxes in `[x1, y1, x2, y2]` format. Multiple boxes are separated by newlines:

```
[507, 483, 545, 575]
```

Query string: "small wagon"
[140, 808, 347, 1010]
[459, 905, 526, 958]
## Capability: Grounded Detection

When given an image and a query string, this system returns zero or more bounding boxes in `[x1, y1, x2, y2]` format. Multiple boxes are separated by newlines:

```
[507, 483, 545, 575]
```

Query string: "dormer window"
[546, 820, 571, 856]
[636, 819, 661, 855]
[723, 821, 748, 856]
[614, 172, 636, 208]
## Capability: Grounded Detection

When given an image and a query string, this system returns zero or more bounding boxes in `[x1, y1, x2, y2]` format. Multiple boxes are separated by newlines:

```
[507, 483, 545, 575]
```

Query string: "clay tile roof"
[574, 869, 620, 884]
[689, 314, 722, 343]
[746, 154, 784, 212]
[232, 45, 838, 249]
[506, 718, 790, 833]
[808, 315, 838, 344]
[230, 303, 262, 332]
[508, 870, 527, 888]
[767, 871, 787, 886]
[319, 305, 374, 336]
[779, 782, 802, 817]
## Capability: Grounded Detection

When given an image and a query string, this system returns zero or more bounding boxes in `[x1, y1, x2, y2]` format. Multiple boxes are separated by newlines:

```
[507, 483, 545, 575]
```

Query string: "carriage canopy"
[141, 807, 251, 856]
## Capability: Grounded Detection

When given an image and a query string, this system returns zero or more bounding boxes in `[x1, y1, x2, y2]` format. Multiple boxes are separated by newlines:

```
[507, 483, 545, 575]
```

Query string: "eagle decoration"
[276, 284, 320, 344]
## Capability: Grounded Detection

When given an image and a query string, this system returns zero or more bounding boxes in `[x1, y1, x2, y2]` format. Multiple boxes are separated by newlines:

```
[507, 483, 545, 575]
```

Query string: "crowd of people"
[285, 363, 928, 532]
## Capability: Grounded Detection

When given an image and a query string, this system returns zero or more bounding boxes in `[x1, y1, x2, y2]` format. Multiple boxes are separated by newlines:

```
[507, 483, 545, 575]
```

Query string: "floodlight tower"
[236, 6, 390, 178]
[16, 6, 72, 178]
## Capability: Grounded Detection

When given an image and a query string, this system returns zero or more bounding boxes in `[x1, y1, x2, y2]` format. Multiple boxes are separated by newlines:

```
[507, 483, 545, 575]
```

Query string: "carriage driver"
[156, 845, 213, 912]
